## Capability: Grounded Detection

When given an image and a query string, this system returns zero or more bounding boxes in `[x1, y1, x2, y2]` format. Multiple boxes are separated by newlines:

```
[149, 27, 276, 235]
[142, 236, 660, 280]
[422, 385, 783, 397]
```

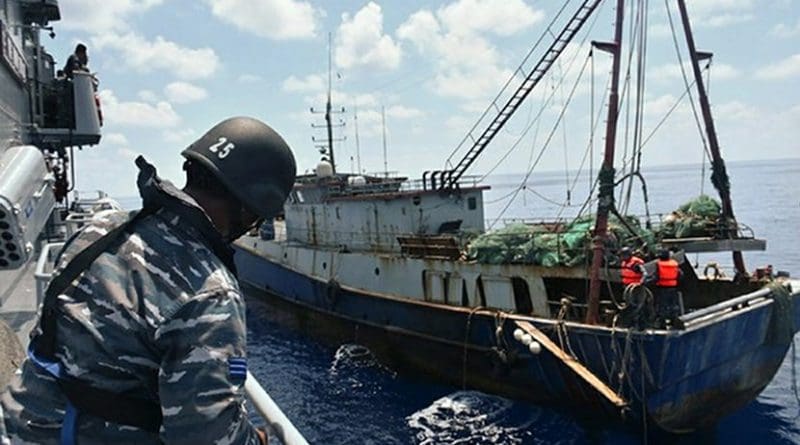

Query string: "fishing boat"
[233, 0, 800, 433]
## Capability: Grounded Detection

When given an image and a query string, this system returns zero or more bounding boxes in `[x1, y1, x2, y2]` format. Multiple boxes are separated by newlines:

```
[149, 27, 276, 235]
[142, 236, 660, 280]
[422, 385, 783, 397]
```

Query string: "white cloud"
[397, 0, 544, 100]
[98, 89, 180, 128]
[104, 133, 129, 146]
[57, 0, 163, 32]
[163, 128, 196, 144]
[335, 2, 401, 71]
[92, 33, 219, 80]
[755, 54, 800, 80]
[283, 74, 326, 93]
[386, 105, 423, 119]
[205, 0, 319, 40]
[685, 0, 755, 27]
[117, 147, 140, 161]
[305, 90, 378, 108]
[650, 62, 740, 82]
[437, 0, 544, 37]
[238, 74, 263, 83]
[137, 90, 159, 103]
[164, 82, 208, 104]
[771, 19, 800, 38]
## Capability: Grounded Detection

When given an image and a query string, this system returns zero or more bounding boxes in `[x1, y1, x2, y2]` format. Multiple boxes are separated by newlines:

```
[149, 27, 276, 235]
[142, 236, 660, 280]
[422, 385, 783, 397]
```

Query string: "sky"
[44, 0, 800, 197]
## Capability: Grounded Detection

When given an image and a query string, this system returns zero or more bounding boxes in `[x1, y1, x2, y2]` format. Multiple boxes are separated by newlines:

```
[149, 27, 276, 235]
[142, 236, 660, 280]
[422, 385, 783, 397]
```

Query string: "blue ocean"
[238, 159, 800, 444]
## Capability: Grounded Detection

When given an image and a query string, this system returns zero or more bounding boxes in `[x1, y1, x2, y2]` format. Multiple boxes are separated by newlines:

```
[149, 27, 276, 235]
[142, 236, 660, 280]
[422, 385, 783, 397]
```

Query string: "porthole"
[374, 267, 380, 276]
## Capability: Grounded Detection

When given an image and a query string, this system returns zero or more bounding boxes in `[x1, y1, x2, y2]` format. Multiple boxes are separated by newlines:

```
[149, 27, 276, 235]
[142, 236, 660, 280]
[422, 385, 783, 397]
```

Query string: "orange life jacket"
[621, 256, 644, 285]
[657, 259, 680, 287]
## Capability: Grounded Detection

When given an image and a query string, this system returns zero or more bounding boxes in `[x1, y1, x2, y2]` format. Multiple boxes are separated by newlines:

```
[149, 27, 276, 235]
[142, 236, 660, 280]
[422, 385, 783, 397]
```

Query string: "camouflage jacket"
[1, 158, 261, 444]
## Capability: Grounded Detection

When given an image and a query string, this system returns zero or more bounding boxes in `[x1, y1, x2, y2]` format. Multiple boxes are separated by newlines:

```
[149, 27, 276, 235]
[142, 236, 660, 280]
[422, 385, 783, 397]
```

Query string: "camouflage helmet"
[182, 117, 296, 219]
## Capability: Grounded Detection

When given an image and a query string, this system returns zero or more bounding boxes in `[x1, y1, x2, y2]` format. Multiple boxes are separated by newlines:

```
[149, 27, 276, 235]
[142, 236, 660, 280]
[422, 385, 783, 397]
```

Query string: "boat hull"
[234, 244, 800, 433]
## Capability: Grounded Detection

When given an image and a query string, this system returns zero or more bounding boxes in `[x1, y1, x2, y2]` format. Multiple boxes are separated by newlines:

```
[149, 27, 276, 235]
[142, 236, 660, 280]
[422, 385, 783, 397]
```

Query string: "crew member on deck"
[646, 249, 685, 329]
[619, 247, 645, 286]
[1, 117, 296, 444]
[63, 43, 89, 79]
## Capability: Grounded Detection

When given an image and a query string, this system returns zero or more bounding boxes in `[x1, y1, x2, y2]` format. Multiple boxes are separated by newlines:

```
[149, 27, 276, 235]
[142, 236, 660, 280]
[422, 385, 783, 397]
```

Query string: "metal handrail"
[245, 371, 309, 445]
[34, 242, 65, 306]
[680, 287, 772, 324]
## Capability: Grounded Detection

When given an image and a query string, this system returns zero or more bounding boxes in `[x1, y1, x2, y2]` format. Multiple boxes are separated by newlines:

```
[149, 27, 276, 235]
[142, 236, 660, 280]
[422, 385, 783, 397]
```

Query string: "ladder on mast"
[440, 0, 602, 190]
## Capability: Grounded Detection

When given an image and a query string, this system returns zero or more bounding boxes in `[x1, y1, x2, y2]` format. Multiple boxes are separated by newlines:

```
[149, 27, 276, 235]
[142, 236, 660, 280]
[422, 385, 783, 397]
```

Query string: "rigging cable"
[700, 59, 713, 195]
[443, 0, 576, 169]
[618, 0, 640, 207]
[664, 0, 713, 163]
[476, 10, 602, 185]
[557, 59, 572, 205]
[589, 48, 595, 194]
[638, 66, 707, 149]
[489, 50, 595, 229]
[477, 0, 608, 203]
[622, 0, 649, 216]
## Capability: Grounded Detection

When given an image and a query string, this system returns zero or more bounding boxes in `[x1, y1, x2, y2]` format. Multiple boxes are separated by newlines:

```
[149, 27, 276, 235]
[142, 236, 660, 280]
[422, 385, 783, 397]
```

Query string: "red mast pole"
[675, 0, 746, 277]
[585, 0, 625, 325]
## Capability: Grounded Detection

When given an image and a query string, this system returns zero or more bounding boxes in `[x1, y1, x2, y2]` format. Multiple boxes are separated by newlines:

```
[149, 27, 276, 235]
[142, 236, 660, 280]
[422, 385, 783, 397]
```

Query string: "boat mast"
[586, 0, 625, 325]
[675, 0, 746, 277]
[381, 105, 388, 177]
[325, 32, 336, 174]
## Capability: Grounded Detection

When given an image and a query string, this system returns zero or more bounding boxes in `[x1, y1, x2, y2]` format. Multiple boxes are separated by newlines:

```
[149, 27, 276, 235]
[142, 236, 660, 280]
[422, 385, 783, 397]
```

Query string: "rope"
[555, 299, 578, 359]
[792, 335, 800, 417]
[461, 306, 484, 389]
[638, 338, 649, 444]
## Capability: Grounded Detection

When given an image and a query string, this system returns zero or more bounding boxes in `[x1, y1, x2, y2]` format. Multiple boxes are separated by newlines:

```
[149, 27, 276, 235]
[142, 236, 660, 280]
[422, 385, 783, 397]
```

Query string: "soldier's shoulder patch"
[228, 357, 247, 384]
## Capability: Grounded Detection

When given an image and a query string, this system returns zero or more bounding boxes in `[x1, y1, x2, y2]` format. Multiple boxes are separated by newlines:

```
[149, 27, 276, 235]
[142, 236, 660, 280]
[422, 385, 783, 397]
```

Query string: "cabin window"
[335, 207, 340, 219]
[511, 277, 533, 314]
[467, 197, 477, 210]
[412, 195, 421, 205]
[461, 280, 469, 306]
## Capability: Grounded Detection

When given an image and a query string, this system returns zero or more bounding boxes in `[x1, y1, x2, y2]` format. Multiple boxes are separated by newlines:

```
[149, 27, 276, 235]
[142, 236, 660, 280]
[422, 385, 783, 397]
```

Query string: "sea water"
[241, 158, 800, 444]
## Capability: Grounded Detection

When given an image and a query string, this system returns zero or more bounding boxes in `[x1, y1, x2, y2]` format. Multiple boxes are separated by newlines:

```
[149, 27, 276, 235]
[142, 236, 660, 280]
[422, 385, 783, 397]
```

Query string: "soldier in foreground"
[0, 117, 296, 444]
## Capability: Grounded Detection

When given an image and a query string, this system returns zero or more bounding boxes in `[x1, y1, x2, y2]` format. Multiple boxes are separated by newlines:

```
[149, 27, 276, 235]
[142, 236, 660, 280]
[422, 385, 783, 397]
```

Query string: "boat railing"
[283, 225, 595, 261]
[680, 287, 773, 327]
[490, 212, 758, 240]
[324, 175, 484, 199]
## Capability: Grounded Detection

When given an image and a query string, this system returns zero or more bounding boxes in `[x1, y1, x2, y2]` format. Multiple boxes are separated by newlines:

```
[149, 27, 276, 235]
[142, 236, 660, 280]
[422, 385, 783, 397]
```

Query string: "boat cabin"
[284, 164, 488, 253]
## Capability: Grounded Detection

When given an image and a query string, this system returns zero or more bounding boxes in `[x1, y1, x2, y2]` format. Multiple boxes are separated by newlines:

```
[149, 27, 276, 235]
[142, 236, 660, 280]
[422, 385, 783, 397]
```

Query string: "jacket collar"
[135, 156, 237, 275]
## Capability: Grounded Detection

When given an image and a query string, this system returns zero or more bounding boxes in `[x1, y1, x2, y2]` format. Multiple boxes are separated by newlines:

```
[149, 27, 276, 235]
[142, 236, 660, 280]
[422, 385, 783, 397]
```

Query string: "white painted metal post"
[244, 371, 309, 445]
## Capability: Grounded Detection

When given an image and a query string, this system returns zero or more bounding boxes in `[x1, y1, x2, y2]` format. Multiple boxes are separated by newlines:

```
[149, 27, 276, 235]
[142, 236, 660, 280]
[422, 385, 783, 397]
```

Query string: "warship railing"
[34, 242, 65, 306]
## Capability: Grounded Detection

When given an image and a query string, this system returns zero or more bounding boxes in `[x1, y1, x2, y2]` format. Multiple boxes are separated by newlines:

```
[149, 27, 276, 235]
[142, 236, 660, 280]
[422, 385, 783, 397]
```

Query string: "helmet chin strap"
[223, 201, 247, 243]
[223, 200, 262, 243]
